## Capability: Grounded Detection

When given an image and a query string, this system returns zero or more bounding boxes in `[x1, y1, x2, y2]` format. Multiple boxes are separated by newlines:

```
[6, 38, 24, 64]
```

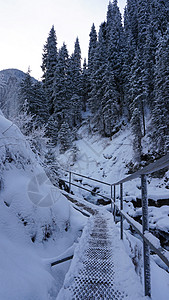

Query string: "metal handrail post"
[114, 185, 116, 223]
[69, 172, 72, 193]
[120, 183, 123, 240]
[141, 174, 151, 298]
[111, 184, 113, 212]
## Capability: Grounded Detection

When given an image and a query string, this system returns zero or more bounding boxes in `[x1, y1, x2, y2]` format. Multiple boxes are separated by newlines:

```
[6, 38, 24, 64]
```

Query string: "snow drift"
[0, 110, 87, 300]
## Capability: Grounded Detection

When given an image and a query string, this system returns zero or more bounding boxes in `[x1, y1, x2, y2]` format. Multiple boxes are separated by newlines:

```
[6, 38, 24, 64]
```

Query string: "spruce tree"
[71, 37, 82, 97]
[46, 114, 58, 146]
[58, 121, 72, 153]
[124, 0, 138, 60]
[89, 22, 107, 133]
[129, 53, 143, 161]
[19, 69, 48, 126]
[151, 0, 169, 37]
[131, 107, 142, 162]
[150, 28, 169, 155]
[66, 38, 82, 128]
[88, 23, 97, 74]
[41, 25, 57, 115]
[33, 81, 49, 124]
[70, 94, 82, 128]
[102, 67, 120, 137]
[81, 58, 89, 112]
[106, 0, 124, 120]
[52, 43, 69, 130]
[44, 148, 60, 186]
[125, 0, 152, 161]
[123, 0, 138, 119]
[19, 68, 34, 116]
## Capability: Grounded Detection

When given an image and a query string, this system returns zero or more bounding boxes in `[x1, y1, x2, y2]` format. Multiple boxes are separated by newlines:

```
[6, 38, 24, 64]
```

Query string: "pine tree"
[125, 0, 152, 145]
[150, 28, 169, 155]
[33, 81, 49, 124]
[58, 121, 72, 153]
[102, 66, 120, 137]
[131, 107, 142, 162]
[70, 94, 82, 127]
[137, 0, 151, 52]
[129, 53, 144, 161]
[142, 23, 156, 109]
[41, 25, 57, 115]
[106, 0, 124, 119]
[88, 22, 107, 133]
[46, 114, 58, 146]
[137, 0, 155, 111]
[66, 55, 74, 104]
[44, 148, 60, 186]
[19, 69, 48, 125]
[81, 59, 89, 112]
[65, 38, 82, 128]
[71, 37, 82, 97]
[124, 0, 138, 61]
[88, 23, 97, 74]
[151, 0, 169, 37]
[19, 68, 35, 116]
[123, 0, 138, 119]
[89, 2, 124, 136]
[52, 43, 69, 130]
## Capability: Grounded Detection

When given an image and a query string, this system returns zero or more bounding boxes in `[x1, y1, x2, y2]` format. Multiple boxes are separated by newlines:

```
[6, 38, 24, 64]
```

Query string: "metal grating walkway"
[57, 211, 145, 300]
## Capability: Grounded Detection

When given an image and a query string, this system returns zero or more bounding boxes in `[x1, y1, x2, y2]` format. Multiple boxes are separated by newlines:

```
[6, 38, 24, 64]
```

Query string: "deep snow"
[0, 111, 87, 300]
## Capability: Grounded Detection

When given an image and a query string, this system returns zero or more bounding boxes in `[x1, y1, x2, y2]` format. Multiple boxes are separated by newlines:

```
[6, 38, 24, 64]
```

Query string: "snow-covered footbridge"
[57, 208, 145, 299]
[56, 154, 169, 299]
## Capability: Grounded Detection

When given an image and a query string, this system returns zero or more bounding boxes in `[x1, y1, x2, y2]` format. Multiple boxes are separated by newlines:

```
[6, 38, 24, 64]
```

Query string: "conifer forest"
[17, 0, 169, 162]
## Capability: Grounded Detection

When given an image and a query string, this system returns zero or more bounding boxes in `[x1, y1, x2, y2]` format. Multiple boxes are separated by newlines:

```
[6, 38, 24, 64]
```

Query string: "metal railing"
[61, 169, 113, 201]
[60, 153, 169, 298]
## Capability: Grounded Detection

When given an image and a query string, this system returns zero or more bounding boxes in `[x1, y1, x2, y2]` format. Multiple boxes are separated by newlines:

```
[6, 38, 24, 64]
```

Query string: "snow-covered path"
[57, 210, 146, 300]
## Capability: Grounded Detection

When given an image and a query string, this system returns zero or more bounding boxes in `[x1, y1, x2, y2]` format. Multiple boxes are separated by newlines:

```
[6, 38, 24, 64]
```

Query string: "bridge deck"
[57, 202, 145, 300]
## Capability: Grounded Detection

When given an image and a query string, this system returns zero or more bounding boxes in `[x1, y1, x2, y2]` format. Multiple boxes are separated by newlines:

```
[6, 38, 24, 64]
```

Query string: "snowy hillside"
[59, 122, 169, 198]
[57, 122, 169, 250]
[0, 111, 87, 300]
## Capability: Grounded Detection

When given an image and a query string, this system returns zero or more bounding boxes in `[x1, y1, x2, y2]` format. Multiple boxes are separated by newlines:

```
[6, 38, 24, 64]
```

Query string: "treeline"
[19, 0, 169, 161]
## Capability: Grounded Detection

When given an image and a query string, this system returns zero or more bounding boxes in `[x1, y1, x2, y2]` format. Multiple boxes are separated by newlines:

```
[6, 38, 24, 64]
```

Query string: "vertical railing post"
[120, 183, 123, 240]
[111, 184, 113, 212]
[141, 174, 151, 298]
[69, 172, 72, 193]
[114, 185, 116, 223]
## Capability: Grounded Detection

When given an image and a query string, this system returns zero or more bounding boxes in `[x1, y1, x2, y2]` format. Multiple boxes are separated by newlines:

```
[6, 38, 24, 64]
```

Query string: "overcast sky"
[0, 0, 126, 80]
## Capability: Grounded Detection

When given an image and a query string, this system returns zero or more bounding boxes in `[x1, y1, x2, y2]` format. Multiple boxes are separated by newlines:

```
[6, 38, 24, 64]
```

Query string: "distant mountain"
[0, 68, 36, 120]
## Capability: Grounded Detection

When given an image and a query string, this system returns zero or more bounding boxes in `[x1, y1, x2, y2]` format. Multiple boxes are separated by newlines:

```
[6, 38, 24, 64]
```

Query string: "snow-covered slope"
[0, 111, 87, 300]
[59, 123, 169, 199]
[58, 122, 169, 248]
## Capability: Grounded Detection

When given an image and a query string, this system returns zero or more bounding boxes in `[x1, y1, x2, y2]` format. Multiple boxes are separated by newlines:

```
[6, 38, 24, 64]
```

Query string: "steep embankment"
[0, 110, 87, 300]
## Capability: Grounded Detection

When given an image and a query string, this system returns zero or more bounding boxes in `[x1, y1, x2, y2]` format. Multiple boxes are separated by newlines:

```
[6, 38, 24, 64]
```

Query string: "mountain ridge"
[0, 68, 37, 119]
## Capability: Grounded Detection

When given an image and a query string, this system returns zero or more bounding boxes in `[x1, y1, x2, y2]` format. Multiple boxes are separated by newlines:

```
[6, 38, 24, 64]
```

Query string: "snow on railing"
[60, 153, 169, 298]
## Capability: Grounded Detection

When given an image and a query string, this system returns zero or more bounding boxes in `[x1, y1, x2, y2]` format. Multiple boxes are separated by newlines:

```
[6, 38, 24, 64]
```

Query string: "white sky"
[0, 0, 126, 80]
